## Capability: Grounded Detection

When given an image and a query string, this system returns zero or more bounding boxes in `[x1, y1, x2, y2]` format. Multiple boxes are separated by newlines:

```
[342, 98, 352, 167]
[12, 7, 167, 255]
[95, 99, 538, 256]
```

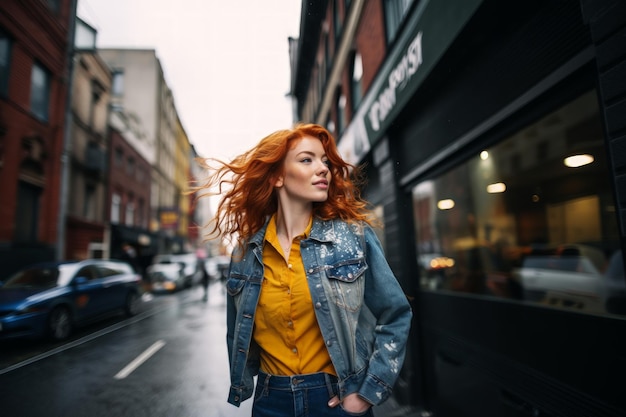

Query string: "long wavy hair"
[196, 123, 373, 249]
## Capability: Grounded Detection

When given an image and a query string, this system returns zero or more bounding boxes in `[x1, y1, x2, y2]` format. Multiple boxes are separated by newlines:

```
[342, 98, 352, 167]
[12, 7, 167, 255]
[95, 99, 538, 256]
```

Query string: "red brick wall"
[0, 0, 73, 245]
[108, 128, 152, 228]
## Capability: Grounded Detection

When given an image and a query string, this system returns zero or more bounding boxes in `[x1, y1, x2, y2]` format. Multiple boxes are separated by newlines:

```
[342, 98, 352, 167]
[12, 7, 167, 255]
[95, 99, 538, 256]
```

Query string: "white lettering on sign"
[368, 31, 423, 131]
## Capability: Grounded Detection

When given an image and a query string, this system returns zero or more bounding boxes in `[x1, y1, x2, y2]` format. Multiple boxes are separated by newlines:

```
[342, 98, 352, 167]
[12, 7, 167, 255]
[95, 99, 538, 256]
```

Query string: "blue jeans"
[252, 372, 373, 417]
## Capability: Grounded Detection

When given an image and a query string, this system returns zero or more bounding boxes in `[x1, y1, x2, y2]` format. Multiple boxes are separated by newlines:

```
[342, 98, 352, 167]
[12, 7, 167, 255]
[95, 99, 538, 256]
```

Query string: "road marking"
[0, 306, 168, 376]
[114, 339, 166, 380]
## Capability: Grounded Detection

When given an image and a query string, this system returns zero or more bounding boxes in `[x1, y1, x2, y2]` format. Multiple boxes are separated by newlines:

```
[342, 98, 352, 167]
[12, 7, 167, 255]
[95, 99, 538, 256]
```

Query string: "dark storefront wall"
[386, 1, 625, 416]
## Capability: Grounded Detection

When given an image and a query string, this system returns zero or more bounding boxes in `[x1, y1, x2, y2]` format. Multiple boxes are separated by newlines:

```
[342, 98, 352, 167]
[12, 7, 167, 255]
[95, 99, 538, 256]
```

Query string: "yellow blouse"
[253, 214, 336, 376]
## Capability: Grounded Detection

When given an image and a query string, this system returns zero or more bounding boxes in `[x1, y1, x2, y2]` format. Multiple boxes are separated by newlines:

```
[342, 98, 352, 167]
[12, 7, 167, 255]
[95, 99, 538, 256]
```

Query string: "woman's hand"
[328, 393, 372, 413]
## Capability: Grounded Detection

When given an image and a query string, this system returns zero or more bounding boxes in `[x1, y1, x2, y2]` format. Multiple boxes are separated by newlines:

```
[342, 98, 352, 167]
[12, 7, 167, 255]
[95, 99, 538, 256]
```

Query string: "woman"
[200, 123, 412, 416]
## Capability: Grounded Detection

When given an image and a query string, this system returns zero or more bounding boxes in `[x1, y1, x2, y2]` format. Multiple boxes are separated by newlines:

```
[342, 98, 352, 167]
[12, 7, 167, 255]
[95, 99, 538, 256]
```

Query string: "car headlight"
[15, 305, 47, 316]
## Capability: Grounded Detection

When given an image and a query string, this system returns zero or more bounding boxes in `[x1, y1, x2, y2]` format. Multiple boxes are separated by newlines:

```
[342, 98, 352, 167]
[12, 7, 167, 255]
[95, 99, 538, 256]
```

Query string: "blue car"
[0, 259, 141, 341]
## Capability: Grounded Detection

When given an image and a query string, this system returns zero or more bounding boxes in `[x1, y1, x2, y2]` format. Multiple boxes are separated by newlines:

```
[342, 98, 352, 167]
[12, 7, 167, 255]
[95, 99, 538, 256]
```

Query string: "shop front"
[339, 0, 626, 415]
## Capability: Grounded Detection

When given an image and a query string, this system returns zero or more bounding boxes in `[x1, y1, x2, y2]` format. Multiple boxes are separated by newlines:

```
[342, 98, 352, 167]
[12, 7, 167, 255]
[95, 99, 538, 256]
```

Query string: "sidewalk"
[373, 396, 428, 417]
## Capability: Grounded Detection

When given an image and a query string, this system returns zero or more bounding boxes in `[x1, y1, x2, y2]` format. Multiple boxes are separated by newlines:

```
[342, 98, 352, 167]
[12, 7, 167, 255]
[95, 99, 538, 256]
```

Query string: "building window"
[111, 193, 121, 223]
[351, 52, 363, 110]
[125, 201, 135, 226]
[0, 31, 11, 97]
[30, 62, 50, 121]
[333, 0, 342, 43]
[15, 181, 41, 242]
[84, 184, 96, 220]
[138, 198, 145, 228]
[114, 147, 123, 167]
[45, 0, 60, 13]
[126, 156, 135, 176]
[411, 90, 625, 317]
[384, 0, 414, 45]
[337, 93, 347, 135]
[111, 70, 124, 96]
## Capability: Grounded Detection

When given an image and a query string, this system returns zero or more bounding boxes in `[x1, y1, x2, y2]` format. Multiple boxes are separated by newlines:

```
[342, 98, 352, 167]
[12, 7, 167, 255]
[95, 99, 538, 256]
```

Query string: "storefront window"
[412, 90, 626, 316]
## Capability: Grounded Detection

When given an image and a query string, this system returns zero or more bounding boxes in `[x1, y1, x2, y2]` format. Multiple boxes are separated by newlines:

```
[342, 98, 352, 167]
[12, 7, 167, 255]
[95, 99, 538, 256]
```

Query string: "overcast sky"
[78, 0, 302, 161]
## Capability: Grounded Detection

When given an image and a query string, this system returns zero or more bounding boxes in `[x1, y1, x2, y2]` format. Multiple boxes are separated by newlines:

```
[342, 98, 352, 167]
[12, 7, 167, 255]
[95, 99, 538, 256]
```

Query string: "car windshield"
[3, 266, 61, 289]
[2, 263, 79, 288]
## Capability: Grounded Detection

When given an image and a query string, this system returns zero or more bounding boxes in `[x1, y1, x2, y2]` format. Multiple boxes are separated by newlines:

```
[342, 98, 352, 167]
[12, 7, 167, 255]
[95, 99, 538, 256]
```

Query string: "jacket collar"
[248, 216, 337, 249]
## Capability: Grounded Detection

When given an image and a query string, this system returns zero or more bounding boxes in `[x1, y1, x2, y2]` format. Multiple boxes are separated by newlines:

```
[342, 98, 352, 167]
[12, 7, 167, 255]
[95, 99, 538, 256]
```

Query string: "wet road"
[0, 281, 253, 417]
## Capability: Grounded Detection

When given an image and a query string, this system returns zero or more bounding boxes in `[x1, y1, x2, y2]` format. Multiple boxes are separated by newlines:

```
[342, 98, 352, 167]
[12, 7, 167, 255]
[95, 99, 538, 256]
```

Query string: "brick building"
[0, 0, 75, 273]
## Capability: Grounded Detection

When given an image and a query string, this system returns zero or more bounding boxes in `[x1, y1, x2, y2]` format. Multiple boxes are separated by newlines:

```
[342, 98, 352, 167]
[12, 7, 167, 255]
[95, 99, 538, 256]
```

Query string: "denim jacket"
[226, 217, 412, 407]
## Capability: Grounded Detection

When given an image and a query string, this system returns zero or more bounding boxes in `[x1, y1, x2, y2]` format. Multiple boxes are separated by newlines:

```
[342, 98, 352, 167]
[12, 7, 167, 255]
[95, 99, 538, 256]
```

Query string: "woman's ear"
[274, 175, 284, 188]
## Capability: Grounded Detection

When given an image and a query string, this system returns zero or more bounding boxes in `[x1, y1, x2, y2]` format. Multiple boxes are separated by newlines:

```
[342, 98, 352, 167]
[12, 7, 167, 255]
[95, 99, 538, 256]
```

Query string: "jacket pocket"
[226, 275, 247, 297]
[326, 259, 367, 311]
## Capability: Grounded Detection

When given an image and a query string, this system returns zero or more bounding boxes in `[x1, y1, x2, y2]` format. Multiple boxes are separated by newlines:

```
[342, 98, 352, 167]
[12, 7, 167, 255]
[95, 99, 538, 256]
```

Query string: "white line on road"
[114, 340, 166, 380]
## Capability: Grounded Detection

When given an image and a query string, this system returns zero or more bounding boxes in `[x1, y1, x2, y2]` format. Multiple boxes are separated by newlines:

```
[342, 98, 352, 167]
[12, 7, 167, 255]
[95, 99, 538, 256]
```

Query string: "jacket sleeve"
[357, 225, 413, 406]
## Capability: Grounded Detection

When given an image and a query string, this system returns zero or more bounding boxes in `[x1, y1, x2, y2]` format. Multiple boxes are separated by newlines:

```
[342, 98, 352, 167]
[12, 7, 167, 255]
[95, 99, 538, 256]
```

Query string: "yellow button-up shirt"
[253, 214, 336, 376]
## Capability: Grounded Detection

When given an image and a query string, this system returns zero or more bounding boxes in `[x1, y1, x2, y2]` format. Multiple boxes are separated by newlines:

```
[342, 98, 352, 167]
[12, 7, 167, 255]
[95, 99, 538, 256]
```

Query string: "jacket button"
[315, 302, 321, 308]
[326, 340, 332, 346]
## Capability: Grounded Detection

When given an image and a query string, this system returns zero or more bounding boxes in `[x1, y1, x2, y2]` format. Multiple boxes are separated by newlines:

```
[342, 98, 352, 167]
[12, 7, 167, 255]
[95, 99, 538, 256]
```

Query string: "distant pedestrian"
[198, 123, 412, 416]
[120, 243, 140, 272]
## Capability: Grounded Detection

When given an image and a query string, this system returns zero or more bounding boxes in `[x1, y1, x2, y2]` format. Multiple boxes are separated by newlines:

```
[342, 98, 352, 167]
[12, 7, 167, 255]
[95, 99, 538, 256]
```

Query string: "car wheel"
[124, 292, 140, 316]
[47, 306, 72, 341]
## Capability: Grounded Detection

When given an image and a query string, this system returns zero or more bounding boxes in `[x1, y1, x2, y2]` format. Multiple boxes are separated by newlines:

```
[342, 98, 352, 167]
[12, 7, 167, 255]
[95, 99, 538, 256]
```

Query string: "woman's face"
[275, 136, 331, 204]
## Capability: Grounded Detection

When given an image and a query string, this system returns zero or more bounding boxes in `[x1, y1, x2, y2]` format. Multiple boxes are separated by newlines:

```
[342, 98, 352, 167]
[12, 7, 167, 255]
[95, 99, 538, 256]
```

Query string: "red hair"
[197, 123, 373, 247]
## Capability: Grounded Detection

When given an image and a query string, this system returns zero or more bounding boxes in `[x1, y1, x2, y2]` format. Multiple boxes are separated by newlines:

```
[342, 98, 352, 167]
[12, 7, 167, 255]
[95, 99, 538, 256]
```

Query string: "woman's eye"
[300, 157, 312, 163]
[323, 159, 330, 166]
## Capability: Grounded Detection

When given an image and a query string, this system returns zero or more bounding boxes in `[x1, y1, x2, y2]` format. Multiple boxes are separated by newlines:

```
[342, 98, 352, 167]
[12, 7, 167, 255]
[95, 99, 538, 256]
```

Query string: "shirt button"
[288, 321, 293, 327]
[292, 348, 297, 353]
[288, 264, 293, 269]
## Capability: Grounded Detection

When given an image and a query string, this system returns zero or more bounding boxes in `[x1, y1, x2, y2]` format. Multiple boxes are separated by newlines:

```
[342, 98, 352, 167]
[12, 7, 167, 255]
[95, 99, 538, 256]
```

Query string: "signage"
[340, 0, 484, 162]
[159, 208, 179, 229]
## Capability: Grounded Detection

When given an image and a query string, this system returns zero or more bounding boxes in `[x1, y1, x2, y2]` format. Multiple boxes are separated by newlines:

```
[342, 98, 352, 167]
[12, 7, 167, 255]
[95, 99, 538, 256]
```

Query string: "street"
[0, 281, 252, 417]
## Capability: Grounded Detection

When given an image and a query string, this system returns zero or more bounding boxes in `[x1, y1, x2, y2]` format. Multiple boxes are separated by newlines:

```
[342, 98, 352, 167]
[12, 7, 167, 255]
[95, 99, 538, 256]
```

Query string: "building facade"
[0, 0, 76, 273]
[64, 50, 111, 260]
[291, 0, 626, 416]
[98, 48, 192, 254]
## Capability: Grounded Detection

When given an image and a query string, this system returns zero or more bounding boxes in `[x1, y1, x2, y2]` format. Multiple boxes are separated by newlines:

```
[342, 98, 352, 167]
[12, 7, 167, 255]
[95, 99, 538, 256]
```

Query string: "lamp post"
[56, 4, 97, 260]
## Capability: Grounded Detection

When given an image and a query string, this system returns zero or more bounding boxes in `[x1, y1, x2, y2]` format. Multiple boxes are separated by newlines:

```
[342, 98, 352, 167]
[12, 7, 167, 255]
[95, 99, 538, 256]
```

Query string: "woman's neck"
[275, 204, 311, 241]
[274, 204, 311, 259]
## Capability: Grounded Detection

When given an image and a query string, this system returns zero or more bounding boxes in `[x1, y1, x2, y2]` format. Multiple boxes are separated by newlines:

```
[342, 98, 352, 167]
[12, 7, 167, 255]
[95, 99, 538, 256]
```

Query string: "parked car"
[146, 262, 186, 293]
[512, 244, 616, 313]
[148, 253, 201, 288]
[0, 259, 141, 341]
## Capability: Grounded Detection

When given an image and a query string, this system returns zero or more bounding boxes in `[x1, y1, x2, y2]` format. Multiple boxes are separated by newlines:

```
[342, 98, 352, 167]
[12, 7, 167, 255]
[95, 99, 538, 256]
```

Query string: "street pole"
[56, 0, 78, 261]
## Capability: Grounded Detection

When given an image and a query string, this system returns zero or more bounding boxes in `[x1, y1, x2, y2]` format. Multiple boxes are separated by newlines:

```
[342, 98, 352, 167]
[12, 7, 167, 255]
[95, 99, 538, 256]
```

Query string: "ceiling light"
[486, 182, 506, 193]
[437, 199, 455, 210]
[564, 154, 594, 168]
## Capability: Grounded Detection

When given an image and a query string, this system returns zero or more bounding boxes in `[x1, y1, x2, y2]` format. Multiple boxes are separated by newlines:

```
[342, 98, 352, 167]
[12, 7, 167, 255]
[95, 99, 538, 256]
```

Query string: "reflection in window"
[351, 51, 363, 109]
[111, 193, 121, 224]
[412, 91, 626, 316]
[30, 63, 50, 121]
[111, 70, 124, 96]
[0, 31, 10, 97]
